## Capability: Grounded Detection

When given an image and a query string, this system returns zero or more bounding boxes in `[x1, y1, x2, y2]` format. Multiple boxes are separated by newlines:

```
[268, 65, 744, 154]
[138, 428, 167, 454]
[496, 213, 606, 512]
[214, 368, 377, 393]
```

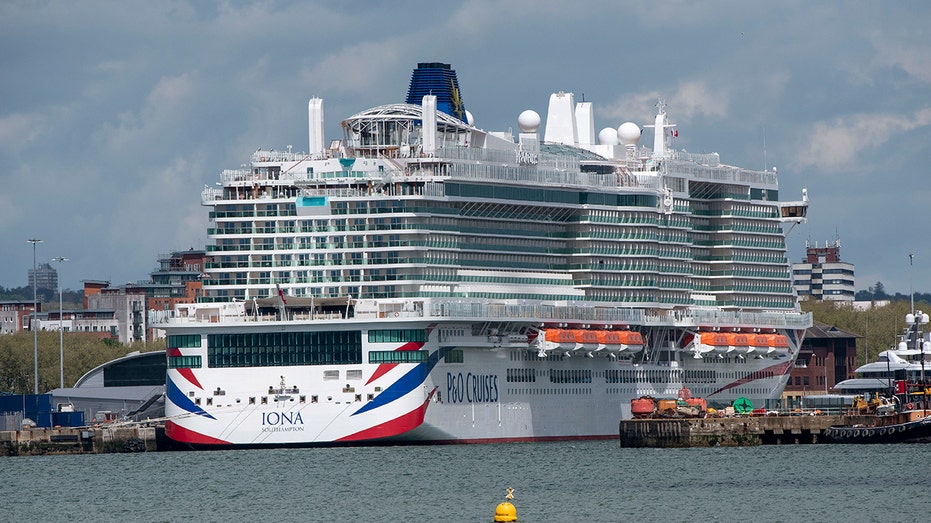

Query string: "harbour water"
[5, 440, 930, 522]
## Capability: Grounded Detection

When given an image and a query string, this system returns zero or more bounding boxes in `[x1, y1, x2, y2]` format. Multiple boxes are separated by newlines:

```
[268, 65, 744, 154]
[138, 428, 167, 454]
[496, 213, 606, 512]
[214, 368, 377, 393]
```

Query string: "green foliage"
[0, 285, 84, 309]
[801, 298, 929, 365]
[0, 332, 163, 394]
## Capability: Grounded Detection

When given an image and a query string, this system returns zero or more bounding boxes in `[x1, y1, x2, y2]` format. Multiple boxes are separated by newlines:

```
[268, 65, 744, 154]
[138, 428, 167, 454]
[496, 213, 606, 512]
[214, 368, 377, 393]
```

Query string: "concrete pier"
[0, 425, 161, 456]
[619, 415, 875, 447]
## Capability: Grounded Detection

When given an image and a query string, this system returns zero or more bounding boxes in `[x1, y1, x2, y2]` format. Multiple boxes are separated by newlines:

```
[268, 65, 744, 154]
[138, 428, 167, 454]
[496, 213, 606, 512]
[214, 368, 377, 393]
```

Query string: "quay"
[619, 414, 875, 447]
[0, 424, 166, 456]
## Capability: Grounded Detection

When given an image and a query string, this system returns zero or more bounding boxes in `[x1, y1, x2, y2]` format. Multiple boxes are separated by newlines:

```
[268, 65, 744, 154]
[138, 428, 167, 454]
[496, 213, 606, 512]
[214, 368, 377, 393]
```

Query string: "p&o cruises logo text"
[447, 372, 498, 404]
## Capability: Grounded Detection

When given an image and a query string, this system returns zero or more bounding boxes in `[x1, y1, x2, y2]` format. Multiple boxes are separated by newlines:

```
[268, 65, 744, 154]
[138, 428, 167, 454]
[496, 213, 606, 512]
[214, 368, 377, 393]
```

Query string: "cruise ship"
[160, 62, 812, 446]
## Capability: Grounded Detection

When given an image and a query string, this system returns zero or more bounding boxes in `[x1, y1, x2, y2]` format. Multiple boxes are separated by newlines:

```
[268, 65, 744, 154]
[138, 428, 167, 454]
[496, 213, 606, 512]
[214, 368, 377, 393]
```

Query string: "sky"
[2, 0, 930, 296]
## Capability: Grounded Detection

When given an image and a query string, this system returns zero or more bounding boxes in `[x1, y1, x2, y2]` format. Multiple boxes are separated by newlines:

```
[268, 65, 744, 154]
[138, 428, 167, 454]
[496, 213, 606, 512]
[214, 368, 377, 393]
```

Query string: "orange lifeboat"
[597, 330, 623, 345]
[596, 330, 644, 352]
[767, 334, 790, 353]
[573, 330, 600, 346]
[631, 397, 656, 418]
[750, 334, 770, 348]
[728, 333, 752, 353]
[544, 329, 576, 345]
[699, 331, 729, 346]
[699, 331, 730, 352]
[621, 330, 645, 352]
[619, 330, 644, 346]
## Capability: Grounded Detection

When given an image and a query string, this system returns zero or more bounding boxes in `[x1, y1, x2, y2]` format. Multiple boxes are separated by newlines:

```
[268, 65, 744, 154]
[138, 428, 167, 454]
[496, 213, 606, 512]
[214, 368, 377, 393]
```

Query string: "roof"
[806, 321, 862, 339]
[541, 142, 607, 161]
[833, 378, 891, 391]
[73, 350, 166, 388]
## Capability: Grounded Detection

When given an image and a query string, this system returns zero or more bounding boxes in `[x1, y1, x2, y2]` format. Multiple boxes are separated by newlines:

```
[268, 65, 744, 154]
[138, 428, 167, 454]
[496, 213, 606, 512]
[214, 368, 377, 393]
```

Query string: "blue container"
[52, 411, 86, 428]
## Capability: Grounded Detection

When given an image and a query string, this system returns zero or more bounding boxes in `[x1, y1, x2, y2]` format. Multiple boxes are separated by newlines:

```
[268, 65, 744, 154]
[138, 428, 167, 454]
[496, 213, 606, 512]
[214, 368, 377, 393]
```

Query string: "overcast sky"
[2, 1, 930, 297]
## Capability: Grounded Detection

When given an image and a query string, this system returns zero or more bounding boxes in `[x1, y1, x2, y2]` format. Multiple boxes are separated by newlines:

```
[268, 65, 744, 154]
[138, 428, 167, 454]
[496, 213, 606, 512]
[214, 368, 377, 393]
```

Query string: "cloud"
[96, 72, 198, 152]
[870, 29, 931, 85]
[599, 80, 729, 127]
[0, 112, 48, 151]
[300, 42, 404, 96]
[795, 107, 931, 171]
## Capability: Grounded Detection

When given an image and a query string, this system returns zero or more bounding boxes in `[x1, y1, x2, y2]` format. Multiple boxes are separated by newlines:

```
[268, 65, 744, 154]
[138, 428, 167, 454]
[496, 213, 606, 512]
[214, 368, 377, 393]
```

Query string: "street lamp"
[27, 238, 42, 395]
[53, 256, 68, 389]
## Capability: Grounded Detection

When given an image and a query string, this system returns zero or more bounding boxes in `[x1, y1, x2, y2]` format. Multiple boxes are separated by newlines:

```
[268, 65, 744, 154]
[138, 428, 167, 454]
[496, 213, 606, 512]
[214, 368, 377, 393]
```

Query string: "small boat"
[825, 389, 931, 443]
[825, 412, 931, 444]
[826, 310, 931, 443]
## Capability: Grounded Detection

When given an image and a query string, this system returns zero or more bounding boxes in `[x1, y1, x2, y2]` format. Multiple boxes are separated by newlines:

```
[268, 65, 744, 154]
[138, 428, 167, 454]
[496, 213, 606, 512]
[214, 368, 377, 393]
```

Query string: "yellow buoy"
[493, 487, 517, 522]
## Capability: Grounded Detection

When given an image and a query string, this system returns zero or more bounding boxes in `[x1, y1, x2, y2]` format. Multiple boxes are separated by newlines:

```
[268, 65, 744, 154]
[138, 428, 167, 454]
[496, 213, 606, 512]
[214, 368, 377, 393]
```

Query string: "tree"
[0, 331, 164, 394]
[872, 281, 888, 299]
[801, 298, 927, 366]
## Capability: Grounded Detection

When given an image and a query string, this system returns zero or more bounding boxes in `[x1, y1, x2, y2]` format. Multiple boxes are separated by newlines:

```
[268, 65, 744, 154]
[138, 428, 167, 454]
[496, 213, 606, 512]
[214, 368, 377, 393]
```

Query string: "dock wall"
[619, 415, 875, 447]
[0, 425, 160, 456]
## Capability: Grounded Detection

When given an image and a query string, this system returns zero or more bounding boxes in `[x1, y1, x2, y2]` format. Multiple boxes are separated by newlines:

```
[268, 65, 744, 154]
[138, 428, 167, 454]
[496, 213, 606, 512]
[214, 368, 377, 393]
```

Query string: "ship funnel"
[543, 91, 578, 146]
[406, 62, 467, 123]
[308, 97, 324, 158]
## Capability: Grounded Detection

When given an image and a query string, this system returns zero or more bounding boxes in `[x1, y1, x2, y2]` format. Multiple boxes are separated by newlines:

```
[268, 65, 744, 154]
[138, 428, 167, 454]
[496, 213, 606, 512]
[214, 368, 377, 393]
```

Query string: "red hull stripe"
[167, 347, 204, 389]
[165, 420, 231, 445]
[337, 388, 435, 442]
[365, 341, 424, 385]
[178, 368, 204, 390]
[710, 359, 794, 396]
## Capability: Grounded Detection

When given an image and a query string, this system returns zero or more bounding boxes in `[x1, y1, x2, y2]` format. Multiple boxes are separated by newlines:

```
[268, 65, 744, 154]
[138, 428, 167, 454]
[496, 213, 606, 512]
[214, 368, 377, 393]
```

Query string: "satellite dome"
[618, 122, 641, 145]
[517, 110, 541, 133]
[598, 127, 619, 145]
[465, 110, 474, 126]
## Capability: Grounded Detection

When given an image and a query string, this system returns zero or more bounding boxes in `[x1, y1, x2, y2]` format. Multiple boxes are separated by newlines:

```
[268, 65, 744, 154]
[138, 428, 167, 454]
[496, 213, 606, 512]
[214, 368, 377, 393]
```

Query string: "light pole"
[53, 256, 68, 389]
[27, 238, 42, 395]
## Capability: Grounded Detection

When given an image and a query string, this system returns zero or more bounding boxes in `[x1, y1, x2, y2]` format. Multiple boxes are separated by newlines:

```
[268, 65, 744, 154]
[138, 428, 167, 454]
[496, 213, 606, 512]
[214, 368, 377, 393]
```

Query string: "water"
[5, 441, 931, 522]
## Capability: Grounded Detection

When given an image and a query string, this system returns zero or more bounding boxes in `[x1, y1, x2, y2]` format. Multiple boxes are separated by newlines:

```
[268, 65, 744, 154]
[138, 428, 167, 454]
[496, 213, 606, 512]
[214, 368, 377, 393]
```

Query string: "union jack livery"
[160, 63, 811, 446]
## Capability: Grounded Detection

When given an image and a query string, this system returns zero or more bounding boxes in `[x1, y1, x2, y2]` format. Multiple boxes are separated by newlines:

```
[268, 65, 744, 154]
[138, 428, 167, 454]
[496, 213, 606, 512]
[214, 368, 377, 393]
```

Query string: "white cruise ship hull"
[164, 313, 801, 447]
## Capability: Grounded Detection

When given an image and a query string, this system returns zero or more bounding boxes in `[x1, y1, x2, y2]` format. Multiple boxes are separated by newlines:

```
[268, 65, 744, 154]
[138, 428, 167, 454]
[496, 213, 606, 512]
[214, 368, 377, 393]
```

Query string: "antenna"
[762, 125, 767, 171]
[909, 253, 915, 314]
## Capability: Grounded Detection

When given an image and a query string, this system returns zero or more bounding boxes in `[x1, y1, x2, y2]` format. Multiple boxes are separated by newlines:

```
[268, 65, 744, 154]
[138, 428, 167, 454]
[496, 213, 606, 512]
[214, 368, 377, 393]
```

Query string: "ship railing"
[666, 159, 778, 186]
[201, 186, 222, 203]
[426, 301, 811, 329]
[156, 299, 810, 329]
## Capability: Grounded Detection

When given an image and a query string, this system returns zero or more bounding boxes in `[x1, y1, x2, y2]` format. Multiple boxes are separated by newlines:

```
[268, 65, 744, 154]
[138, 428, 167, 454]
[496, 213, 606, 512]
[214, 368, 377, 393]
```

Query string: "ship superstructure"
[162, 63, 811, 446]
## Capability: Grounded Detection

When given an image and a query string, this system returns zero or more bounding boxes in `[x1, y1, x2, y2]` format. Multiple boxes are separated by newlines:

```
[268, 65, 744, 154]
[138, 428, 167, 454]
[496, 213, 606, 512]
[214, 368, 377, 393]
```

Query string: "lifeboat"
[630, 397, 656, 418]
[699, 331, 730, 353]
[766, 333, 790, 354]
[729, 333, 752, 353]
[750, 334, 770, 350]
[573, 329, 601, 350]
[541, 329, 577, 352]
[620, 330, 645, 353]
[595, 330, 644, 352]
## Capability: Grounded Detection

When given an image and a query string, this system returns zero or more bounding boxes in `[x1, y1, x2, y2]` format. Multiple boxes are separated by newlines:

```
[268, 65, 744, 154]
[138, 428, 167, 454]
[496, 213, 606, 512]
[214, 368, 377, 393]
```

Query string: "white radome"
[598, 127, 619, 145]
[518, 110, 541, 133]
[618, 122, 641, 145]
[465, 110, 474, 126]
